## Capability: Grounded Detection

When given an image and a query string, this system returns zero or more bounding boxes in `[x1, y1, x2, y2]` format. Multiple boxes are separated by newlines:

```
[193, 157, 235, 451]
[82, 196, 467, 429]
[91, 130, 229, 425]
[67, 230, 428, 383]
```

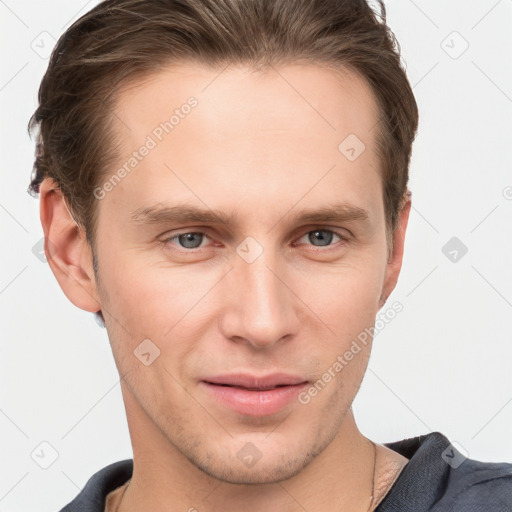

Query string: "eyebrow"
[130, 202, 370, 229]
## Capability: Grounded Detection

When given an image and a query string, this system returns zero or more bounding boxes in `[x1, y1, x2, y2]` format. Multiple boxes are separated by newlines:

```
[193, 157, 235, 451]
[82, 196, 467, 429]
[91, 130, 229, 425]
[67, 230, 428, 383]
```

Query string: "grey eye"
[306, 230, 335, 247]
[177, 232, 205, 249]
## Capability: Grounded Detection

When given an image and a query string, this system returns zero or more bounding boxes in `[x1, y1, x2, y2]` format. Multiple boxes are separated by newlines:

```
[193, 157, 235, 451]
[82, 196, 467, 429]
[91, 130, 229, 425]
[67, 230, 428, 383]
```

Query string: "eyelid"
[295, 225, 351, 240]
[160, 230, 213, 248]
[292, 227, 350, 250]
[160, 226, 350, 251]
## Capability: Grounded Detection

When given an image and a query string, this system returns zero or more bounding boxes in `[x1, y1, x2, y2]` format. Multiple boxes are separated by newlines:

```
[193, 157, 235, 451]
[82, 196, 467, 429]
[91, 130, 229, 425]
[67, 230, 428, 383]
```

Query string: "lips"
[203, 373, 307, 389]
[216, 384, 287, 390]
[200, 373, 309, 416]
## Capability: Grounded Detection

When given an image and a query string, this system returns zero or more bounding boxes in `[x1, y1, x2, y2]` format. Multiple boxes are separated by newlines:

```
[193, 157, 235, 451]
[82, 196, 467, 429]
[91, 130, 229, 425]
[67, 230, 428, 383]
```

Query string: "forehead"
[101, 61, 383, 226]
[113, 61, 380, 146]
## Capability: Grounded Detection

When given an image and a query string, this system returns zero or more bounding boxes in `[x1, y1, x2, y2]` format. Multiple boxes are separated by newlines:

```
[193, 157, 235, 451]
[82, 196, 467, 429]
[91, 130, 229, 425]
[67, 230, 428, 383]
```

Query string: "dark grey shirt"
[58, 431, 512, 511]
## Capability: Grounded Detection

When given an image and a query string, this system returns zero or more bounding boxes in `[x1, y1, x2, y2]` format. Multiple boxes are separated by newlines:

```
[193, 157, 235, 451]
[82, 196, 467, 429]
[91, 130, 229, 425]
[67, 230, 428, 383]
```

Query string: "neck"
[119, 385, 377, 512]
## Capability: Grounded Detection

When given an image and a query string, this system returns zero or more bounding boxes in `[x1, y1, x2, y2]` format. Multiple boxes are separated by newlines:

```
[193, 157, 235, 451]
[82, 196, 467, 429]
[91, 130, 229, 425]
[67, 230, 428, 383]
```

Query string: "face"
[45, 62, 409, 485]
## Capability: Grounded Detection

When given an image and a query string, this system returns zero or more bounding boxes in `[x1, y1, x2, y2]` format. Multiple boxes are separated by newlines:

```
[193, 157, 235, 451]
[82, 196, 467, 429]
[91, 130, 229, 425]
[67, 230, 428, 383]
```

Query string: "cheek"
[289, 258, 384, 399]
[293, 256, 385, 333]
[99, 251, 209, 330]
[96, 252, 223, 373]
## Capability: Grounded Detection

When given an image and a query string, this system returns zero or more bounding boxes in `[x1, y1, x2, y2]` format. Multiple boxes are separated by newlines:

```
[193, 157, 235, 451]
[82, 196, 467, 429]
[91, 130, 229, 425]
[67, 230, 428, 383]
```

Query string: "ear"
[379, 192, 412, 307]
[39, 177, 101, 313]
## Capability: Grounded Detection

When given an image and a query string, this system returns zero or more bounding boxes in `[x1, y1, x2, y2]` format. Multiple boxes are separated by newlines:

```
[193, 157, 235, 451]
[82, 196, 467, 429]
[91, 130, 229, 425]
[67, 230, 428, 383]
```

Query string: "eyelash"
[160, 228, 349, 253]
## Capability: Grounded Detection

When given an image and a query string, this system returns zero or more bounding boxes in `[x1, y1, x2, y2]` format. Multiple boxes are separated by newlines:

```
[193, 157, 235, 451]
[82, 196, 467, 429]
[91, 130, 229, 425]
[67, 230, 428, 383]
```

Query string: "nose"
[219, 247, 300, 350]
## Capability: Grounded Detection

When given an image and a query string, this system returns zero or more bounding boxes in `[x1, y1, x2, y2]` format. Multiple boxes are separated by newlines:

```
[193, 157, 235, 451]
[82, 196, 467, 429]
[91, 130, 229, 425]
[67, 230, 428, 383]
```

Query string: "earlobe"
[380, 194, 412, 306]
[39, 177, 101, 313]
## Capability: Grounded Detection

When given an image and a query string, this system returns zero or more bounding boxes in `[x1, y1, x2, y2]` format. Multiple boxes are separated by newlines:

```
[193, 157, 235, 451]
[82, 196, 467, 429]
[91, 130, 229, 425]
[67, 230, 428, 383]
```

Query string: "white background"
[1, 0, 511, 510]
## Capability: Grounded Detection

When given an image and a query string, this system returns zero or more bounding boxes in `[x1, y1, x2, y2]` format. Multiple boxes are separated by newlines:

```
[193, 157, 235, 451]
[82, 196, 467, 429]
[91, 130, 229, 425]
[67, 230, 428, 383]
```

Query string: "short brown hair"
[28, 0, 418, 256]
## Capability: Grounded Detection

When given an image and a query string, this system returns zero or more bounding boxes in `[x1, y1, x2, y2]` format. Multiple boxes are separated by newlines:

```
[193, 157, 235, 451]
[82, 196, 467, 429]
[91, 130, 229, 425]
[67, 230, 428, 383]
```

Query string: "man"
[29, 0, 511, 510]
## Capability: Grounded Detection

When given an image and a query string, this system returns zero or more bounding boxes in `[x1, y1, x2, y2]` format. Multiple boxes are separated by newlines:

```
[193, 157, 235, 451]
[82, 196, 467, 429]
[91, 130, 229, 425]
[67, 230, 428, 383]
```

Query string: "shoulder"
[436, 454, 512, 511]
[57, 459, 133, 512]
[377, 431, 512, 512]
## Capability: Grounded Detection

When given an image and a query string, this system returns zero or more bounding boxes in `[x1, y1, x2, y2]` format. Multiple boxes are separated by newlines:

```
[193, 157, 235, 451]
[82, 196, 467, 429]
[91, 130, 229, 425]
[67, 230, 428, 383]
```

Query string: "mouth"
[210, 383, 294, 391]
[200, 373, 309, 416]
[202, 373, 308, 388]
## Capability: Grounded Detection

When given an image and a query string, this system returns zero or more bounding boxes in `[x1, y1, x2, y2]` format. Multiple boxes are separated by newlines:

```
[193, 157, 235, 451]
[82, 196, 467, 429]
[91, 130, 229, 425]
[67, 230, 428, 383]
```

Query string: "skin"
[39, 62, 411, 511]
